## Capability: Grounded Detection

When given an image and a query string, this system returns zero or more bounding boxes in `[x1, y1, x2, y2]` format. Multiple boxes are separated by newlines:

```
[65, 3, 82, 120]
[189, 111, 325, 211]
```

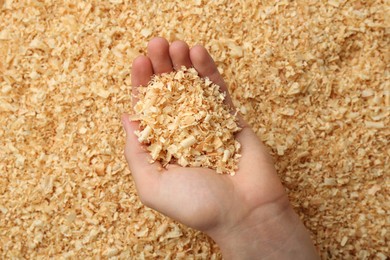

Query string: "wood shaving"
[133, 67, 241, 175]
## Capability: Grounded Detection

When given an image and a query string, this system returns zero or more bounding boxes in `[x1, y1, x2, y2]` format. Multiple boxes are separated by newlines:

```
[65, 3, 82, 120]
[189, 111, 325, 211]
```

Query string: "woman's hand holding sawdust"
[122, 37, 319, 259]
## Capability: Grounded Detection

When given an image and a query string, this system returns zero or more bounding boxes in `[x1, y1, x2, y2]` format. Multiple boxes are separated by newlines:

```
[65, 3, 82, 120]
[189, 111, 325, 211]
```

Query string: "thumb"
[235, 114, 273, 163]
[121, 114, 161, 204]
[234, 115, 278, 181]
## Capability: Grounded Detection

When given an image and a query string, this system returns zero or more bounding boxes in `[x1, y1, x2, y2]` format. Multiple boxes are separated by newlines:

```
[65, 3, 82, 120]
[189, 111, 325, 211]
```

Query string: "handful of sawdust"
[132, 67, 242, 175]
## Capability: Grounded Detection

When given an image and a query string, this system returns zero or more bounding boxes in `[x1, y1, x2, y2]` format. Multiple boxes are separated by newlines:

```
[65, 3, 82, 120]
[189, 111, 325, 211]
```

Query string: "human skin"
[122, 37, 319, 259]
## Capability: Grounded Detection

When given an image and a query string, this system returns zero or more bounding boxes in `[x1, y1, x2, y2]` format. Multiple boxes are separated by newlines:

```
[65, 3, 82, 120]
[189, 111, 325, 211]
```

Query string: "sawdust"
[133, 67, 241, 175]
[0, 0, 389, 259]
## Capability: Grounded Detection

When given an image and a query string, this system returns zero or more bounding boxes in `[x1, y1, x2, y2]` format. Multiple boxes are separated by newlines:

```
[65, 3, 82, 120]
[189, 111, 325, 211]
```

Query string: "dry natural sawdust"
[133, 67, 241, 175]
[0, 0, 388, 259]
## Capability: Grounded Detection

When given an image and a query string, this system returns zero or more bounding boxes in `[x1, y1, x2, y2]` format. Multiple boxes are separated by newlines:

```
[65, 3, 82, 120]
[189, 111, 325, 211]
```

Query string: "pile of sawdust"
[0, 0, 388, 259]
[133, 67, 241, 175]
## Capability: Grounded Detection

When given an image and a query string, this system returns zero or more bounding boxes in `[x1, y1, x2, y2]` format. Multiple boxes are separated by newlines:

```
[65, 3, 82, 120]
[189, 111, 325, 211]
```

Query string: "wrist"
[208, 196, 319, 260]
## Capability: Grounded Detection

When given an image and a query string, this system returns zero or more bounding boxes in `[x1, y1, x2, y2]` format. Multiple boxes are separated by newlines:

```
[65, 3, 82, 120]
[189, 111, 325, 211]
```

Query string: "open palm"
[122, 38, 289, 237]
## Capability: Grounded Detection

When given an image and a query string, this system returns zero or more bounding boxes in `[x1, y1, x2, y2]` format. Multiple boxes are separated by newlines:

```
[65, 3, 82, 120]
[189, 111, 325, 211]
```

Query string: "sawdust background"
[0, 0, 389, 259]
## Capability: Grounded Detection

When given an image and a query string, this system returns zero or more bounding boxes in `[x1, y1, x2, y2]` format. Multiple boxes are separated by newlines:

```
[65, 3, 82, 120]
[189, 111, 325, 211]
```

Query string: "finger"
[122, 114, 162, 205]
[233, 125, 283, 193]
[234, 114, 273, 170]
[131, 55, 153, 107]
[189, 44, 234, 107]
[169, 40, 192, 70]
[147, 37, 173, 74]
[235, 126, 272, 164]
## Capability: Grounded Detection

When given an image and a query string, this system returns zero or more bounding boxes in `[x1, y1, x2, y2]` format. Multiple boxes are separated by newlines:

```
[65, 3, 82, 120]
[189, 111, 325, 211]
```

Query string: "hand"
[122, 37, 319, 259]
